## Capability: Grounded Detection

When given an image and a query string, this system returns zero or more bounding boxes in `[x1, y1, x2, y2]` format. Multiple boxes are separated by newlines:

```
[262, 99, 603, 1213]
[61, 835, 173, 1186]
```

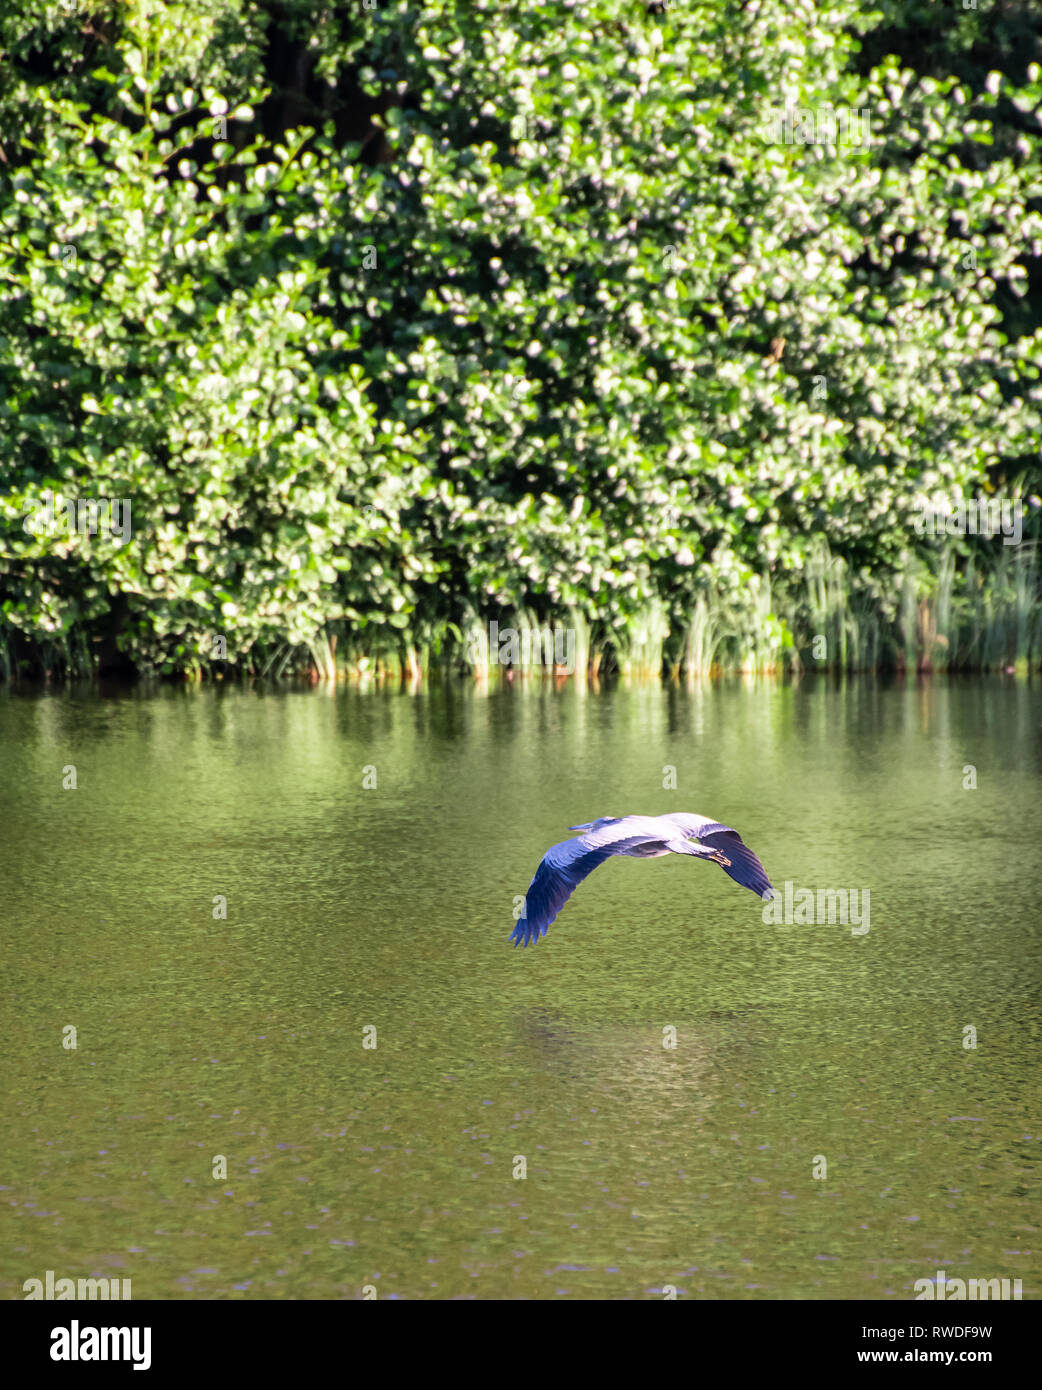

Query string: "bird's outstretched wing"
[510, 818, 665, 948]
[694, 821, 773, 899]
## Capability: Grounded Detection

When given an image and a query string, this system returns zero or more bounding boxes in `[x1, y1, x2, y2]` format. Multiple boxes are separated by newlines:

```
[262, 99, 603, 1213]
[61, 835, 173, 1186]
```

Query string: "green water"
[1, 677, 1040, 1300]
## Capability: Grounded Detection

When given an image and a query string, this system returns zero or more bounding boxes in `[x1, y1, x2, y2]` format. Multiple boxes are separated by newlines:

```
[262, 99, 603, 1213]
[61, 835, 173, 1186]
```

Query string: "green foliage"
[1, 0, 1040, 677]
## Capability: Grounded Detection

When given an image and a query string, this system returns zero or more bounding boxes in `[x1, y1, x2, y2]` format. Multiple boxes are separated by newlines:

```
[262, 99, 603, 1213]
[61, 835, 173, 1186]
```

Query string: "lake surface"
[1, 676, 1039, 1300]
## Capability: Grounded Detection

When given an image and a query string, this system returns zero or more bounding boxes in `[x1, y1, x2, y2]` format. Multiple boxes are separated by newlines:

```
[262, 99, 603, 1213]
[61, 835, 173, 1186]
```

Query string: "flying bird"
[510, 812, 773, 948]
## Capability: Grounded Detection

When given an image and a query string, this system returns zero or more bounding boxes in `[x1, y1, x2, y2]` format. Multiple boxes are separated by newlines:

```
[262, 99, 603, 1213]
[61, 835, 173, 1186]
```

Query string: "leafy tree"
[1, 1, 1040, 677]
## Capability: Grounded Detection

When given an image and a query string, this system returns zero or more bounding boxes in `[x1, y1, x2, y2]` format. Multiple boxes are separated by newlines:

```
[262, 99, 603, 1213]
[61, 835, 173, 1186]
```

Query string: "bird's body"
[510, 812, 773, 948]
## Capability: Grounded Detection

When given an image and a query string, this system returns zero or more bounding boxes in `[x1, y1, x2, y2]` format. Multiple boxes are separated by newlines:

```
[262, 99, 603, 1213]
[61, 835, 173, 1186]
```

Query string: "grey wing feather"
[697, 823, 773, 899]
[511, 817, 664, 947]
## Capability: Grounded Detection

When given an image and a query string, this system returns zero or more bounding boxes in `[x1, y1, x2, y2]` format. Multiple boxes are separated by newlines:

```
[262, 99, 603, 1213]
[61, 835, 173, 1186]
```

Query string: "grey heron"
[511, 812, 773, 948]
